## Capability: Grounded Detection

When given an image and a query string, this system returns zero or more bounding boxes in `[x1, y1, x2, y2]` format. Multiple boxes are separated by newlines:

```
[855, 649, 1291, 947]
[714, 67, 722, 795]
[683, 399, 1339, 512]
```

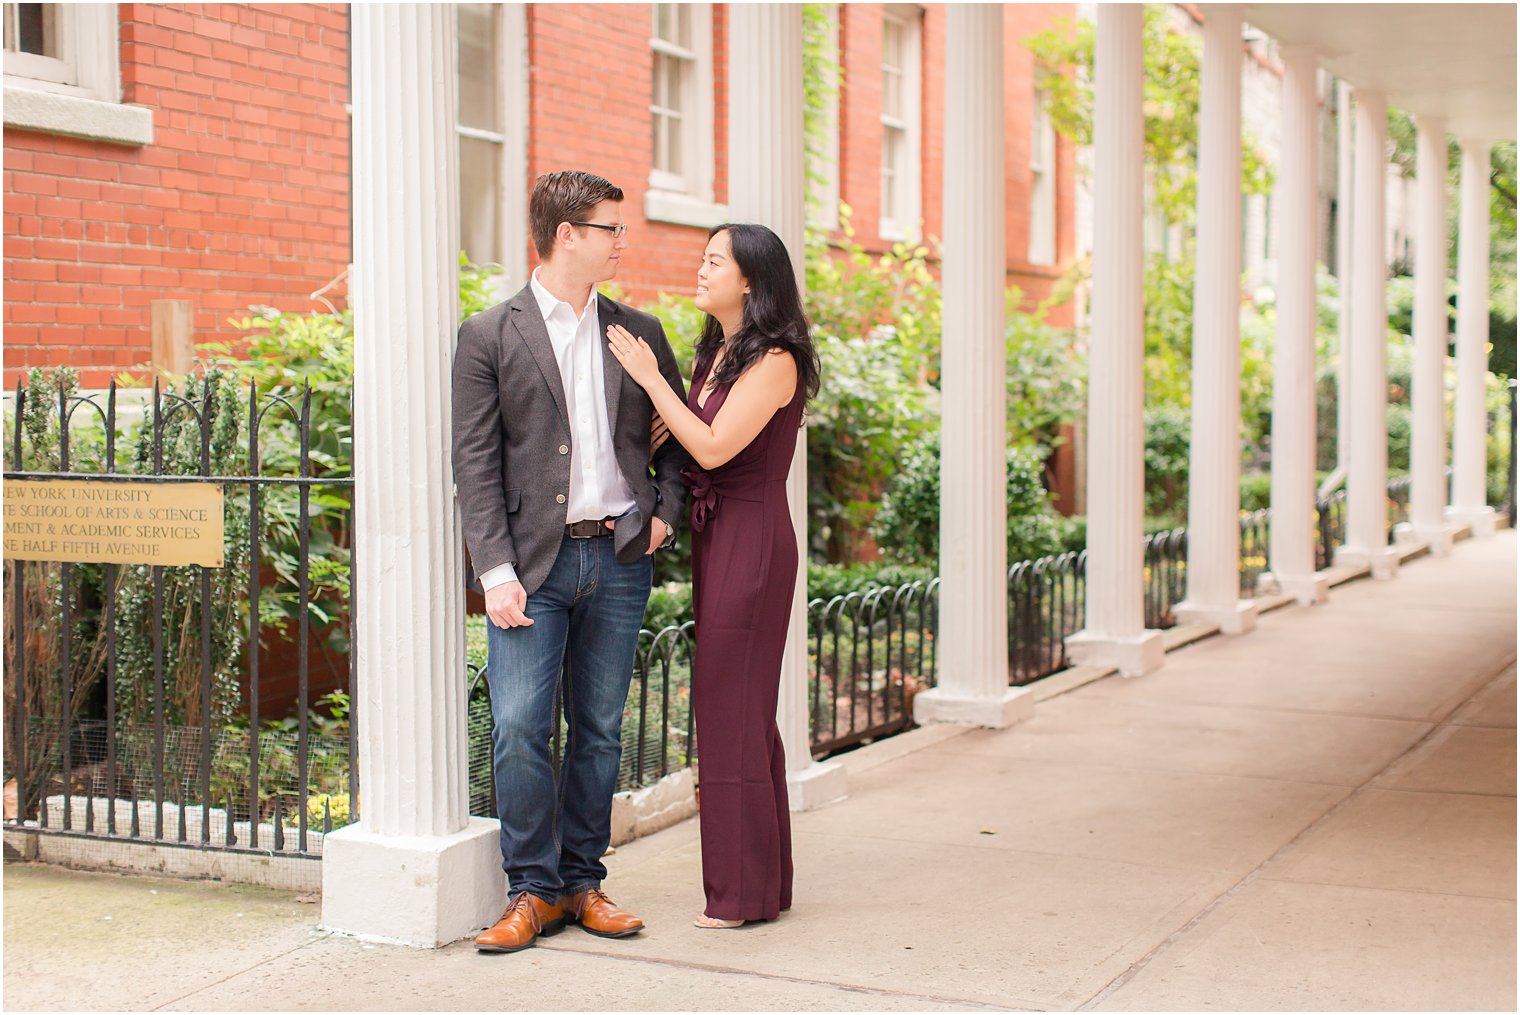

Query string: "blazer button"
[558, 444, 569, 455]
[556, 494, 567, 504]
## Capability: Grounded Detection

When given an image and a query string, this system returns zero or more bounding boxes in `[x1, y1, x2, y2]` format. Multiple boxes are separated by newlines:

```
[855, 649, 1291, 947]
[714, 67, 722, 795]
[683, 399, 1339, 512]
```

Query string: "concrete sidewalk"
[5, 532, 1515, 1011]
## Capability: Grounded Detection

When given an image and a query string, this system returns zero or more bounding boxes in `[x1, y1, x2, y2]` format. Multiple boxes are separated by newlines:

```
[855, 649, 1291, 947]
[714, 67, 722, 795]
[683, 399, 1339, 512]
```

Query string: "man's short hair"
[529, 171, 625, 260]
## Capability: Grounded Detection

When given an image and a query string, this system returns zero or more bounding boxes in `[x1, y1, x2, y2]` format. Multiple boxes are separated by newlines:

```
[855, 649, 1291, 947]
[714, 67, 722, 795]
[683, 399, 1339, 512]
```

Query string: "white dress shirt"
[479, 269, 637, 591]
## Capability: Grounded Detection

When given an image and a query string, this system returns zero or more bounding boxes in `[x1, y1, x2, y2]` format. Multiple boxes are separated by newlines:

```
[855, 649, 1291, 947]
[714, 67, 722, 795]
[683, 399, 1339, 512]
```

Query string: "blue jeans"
[485, 535, 653, 904]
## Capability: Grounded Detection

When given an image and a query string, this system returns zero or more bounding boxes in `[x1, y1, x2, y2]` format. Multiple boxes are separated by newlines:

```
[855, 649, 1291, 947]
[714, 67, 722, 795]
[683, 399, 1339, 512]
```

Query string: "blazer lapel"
[597, 293, 623, 436]
[506, 286, 570, 431]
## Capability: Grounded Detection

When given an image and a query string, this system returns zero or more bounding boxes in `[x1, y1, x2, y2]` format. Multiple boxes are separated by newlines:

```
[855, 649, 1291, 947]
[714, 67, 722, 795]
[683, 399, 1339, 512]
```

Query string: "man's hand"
[650, 412, 671, 465]
[485, 580, 533, 629]
[604, 515, 669, 554]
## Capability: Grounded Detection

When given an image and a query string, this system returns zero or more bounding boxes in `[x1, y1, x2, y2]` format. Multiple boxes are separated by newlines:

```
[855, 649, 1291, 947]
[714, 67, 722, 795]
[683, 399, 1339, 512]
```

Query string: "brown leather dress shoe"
[474, 892, 565, 953]
[561, 887, 645, 938]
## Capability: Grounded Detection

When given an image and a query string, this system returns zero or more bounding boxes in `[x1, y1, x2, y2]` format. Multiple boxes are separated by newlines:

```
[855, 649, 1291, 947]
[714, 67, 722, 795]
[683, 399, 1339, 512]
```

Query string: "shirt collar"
[530, 267, 598, 323]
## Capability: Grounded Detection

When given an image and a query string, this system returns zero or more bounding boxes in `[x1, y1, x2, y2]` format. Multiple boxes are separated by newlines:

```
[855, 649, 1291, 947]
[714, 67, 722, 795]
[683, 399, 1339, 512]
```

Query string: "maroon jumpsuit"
[683, 353, 802, 922]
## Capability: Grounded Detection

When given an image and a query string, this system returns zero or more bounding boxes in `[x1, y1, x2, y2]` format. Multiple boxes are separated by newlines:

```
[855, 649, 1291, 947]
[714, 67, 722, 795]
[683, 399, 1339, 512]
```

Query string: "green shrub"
[871, 433, 1065, 568]
[1052, 514, 1087, 554]
[1143, 405, 1191, 521]
[643, 581, 693, 631]
[1006, 286, 1084, 454]
[1239, 472, 1272, 513]
[805, 561, 936, 603]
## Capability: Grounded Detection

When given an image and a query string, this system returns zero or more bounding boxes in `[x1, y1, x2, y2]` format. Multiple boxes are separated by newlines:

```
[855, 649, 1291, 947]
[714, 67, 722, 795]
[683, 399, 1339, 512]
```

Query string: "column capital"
[1411, 112, 1448, 134]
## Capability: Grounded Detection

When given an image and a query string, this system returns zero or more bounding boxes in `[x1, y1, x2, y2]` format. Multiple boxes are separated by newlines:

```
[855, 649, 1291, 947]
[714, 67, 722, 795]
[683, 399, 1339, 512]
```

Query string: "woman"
[605, 222, 820, 929]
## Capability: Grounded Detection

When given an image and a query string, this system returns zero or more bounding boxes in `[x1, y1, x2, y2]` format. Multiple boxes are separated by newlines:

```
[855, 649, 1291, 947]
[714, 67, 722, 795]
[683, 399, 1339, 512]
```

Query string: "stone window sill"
[644, 189, 729, 230]
[3, 85, 153, 146]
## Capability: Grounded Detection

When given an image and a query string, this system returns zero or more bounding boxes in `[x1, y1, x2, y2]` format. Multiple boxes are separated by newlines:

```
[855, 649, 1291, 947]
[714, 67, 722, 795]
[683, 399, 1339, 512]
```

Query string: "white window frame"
[878, 5, 921, 245]
[646, 2, 725, 229]
[806, 4, 842, 230]
[1028, 88, 1057, 265]
[2, 2, 151, 145]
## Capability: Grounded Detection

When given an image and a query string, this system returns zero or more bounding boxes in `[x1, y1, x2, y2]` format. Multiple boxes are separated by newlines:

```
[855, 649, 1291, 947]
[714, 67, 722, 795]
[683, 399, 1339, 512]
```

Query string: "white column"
[914, 5, 1030, 727]
[1263, 46, 1330, 604]
[728, 3, 846, 811]
[1176, 6, 1258, 635]
[1402, 116, 1458, 554]
[322, 4, 502, 948]
[1448, 140, 1497, 537]
[1335, 81, 1354, 473]
[1065, 4, 1163, 677]
[1334, 89, 1399, 578]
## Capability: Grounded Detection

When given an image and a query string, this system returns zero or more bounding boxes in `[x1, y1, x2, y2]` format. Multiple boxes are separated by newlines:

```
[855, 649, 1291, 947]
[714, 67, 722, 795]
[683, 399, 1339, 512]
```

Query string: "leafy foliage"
[872, 433, 1066, 567]
[1024, 5, 1273, 230]
[1006, 286, 1086, 456]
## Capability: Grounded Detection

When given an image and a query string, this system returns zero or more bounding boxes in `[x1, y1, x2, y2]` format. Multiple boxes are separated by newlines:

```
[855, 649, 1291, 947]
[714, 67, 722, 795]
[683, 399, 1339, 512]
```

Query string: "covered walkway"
[6, 531, 1514, 1011]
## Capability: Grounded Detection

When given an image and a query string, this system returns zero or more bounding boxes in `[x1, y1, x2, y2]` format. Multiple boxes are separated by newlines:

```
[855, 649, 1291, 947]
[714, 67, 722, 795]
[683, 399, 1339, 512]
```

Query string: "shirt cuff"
[479, 562, 519, 591]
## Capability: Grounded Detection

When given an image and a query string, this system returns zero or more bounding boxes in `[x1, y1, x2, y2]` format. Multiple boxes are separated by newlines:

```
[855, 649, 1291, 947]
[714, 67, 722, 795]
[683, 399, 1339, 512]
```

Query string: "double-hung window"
[455, 3, 528, 287]
[457, 2, 504, 268]
[646, 3, 722, 228]
[1028, 90, 1057, 266]
[879, 6, 921, 243]
[2, 2, 150, 144]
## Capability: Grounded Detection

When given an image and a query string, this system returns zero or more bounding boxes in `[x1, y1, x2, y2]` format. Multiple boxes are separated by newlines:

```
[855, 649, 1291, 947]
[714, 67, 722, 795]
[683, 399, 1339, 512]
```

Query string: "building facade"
[3, 2, 1079, 389]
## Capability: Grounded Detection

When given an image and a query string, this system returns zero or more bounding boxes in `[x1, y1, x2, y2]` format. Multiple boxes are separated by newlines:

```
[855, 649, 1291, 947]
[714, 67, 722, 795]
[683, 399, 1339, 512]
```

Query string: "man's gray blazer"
[451, 283, 691, 596]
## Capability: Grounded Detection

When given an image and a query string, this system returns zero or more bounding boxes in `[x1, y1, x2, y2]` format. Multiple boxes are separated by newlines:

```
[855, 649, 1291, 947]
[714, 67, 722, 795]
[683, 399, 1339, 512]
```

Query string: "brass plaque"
[3, 480, 225, 568]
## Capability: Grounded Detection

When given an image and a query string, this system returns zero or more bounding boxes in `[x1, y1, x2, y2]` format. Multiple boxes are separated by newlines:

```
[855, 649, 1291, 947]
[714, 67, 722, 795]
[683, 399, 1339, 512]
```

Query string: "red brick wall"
[524, 3, 728, 305]
[3, 3, 351, 389]
[4, 3, 1079, 385]
[838, 5, 884, 245]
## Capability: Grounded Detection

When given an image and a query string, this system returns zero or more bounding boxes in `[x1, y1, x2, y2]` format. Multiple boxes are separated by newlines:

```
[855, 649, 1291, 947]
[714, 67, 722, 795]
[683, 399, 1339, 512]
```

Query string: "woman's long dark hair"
[695, 222, 821, 402]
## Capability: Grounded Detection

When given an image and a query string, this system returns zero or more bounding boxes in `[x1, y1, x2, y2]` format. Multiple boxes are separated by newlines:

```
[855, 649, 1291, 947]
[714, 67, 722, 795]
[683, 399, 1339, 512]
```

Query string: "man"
[452, 171, 689, 954]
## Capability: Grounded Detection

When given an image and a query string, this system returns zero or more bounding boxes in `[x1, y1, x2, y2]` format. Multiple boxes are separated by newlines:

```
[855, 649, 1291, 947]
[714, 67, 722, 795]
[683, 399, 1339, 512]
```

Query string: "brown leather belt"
[565, 519, 611, 539]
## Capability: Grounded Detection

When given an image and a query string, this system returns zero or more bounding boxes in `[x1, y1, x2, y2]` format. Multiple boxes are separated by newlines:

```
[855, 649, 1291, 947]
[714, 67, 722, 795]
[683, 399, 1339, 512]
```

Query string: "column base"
[1447, 505, 1497, 538]
[320, 817, 504, 948]
[1065, 629, 1165, 677]
[786, 759, 847, 812]
[912, 685, 1035, 729]
[1259, 571, 1330, 605]
[1174, 599, 1260, 635]
[1394, 521, 1460, 556]
[1334, 544, 1401, 579]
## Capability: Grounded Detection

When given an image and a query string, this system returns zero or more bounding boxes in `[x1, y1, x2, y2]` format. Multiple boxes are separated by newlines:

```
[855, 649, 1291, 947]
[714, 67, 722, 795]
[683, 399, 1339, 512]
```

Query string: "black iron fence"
[4, 375, 353, 858]
[465, 623, 697, 819]
[1008, 552, 1084, 686]
[8, 371, 1507, 848]
[807, 578, 938, 756]
[1316, 489, 1347, 570]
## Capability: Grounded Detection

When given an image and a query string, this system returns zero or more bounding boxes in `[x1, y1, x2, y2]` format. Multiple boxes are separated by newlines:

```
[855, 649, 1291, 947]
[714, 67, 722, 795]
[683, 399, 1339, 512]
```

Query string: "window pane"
[665, 52, 684, 116]
[9, 3, 58, 57]
[666, 107, 683, 177]
[653, 111, 667, 172]
[460, 135, 501, 266]
[882, 18, 900, 70]
[458, 3, 499, 131]
[676, 3, 691, 47]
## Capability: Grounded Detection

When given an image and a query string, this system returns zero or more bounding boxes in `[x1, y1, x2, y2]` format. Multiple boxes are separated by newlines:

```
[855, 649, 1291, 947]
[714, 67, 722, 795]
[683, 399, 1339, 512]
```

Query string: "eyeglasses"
[570, 221, 628, 238]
